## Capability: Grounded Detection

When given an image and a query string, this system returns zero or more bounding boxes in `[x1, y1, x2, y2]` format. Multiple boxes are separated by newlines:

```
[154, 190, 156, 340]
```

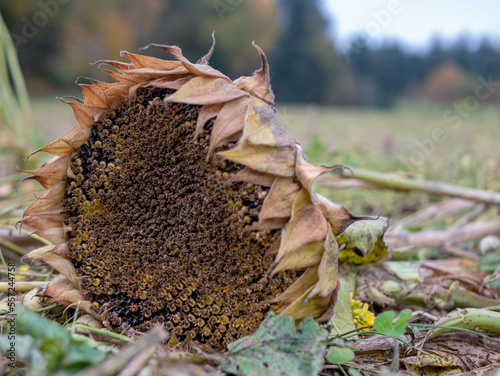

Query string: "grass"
[276, 101, 500, 217]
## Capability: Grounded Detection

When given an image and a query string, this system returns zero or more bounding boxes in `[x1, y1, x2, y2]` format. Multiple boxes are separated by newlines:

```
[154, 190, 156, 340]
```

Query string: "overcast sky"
[325, 0, 500, 52]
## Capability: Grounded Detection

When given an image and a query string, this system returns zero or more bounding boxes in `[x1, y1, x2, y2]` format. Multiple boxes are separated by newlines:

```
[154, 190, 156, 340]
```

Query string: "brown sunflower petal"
[239, 97, 295, 148]
[23, 206, 64, 230]
[144, 43, 230, 81]
[65, 101, 107, 129]
[295, 146, 346, 197]
[24, 245, 77, 283]
[275, 189, 328, 263]
[259, 177, 301, 222]
[233, 42, 274, 104]
[78, 82, 109, 108]
[279, 285, 331, 320]
[150, 76, 193, 91]
[89, 80, 129, 109]
[24, 181, 67, 215]
[305, 224, 339, 301]
[218, 144, 296, 177]
[22, 154, 72, 189]
[196, 32, 216, 65]
[51, 243, 71, 259]
[316, 194, 372, 236]
[61, 127, 93, 150]
[166, 76, 246, 105]
[35, 227, 67, 244]
[247, 217, 289, 231]
[195, 103, 224, 139]
[121, 51, 184, 70]
[44, 275, 98, 319]
[264, 237, 281, 257]
[95, 59, 134, 71]
[271, 241, 324, 274]
[272, 266, 318, 304]
[100, 68, 150, 86]
[227, 167, 276, 187]
[27, 125, 81, 158]
[208, 96, 250, 156]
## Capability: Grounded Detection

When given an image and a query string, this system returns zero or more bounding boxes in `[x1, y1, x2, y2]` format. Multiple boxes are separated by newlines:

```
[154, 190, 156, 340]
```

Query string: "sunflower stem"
[319, 167, 500, 205]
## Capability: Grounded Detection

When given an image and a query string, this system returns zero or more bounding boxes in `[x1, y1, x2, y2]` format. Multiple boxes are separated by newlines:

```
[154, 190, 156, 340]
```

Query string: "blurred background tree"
[1, 0, 500, 106]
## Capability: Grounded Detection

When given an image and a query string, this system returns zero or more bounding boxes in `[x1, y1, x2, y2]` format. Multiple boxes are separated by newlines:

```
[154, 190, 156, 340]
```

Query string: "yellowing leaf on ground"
[338, 217, 390, 266]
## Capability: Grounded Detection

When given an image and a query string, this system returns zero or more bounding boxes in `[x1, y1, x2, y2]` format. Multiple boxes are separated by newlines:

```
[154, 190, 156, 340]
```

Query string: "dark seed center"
[63, 87, 295, 350]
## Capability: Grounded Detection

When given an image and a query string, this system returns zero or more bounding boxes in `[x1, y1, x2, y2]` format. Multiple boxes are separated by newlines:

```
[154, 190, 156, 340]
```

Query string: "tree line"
[1, 0, 500, 106]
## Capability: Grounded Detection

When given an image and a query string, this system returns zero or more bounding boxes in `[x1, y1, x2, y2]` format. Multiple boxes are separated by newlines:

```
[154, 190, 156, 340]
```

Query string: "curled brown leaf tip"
[233, 42, 275, 104]
[197, 31, 216, 65]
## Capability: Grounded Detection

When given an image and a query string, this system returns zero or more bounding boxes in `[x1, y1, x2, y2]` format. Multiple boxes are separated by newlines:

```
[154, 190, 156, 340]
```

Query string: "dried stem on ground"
[319, 167, 500, 205]
[385, 217, 500, 249]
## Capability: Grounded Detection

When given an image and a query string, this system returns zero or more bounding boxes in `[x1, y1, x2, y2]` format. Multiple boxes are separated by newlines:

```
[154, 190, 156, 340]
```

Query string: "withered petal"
[233, 42, 274, 104]
[227, 167, 276, 187]
[22, 154, 73, 189]
[24, 181, 67, 215]
[316, 194, 373, 236]
[64, 101, 107, 129]
[24, 245, 77, 283]
[196, 32, 216, 65]
[195, 103, 224, 139]
[148, 76, 193, 91]
[259, 177, 301, 223]
[143, 43, 230, 81]
[305, 224, 339, 301]
[99, 67, 150, 86]
[295, 145, 346, 198]
[121, 51, 183, 70]
[271, 240, 324, 274]
[278, 285, 331, 320]
[89, 80, 129, 108]
[238, 97, 295, 148]
[34, 227, 67, 245]
[275, 189, 328, 263]
[44, 275, 98, 319]
[23, 208, 64, 230]
[78, 82, 111, 108]
[272, 266, 318, 304]
[26, 125, 81, 158]
[166, 76, 246, 105]
[218, 143, 296, 177]
[208, 96, 250, 157]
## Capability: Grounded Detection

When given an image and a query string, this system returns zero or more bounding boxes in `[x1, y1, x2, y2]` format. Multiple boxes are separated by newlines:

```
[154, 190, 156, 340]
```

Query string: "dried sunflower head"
[22, 36, 369, 350]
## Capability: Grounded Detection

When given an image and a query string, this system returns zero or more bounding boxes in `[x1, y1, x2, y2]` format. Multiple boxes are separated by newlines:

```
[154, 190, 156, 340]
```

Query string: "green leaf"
[394, 309, 412, 333]
[348, 368, 363, 376]
[373, 311, 395, 334]
[325, 346, 355, 364]
[343, 217, 389, 256]
[0, 305, 112, 375]
[0, 334, 48, 374]
[374, 309, 411, 338]
[338, 217, 390, 266]
[220, 312, 328, 376]
[328, 279, 356, 337]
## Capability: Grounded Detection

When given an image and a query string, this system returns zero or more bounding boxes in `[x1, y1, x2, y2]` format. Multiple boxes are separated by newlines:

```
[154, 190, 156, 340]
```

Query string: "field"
[1, 97, 500, 375]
